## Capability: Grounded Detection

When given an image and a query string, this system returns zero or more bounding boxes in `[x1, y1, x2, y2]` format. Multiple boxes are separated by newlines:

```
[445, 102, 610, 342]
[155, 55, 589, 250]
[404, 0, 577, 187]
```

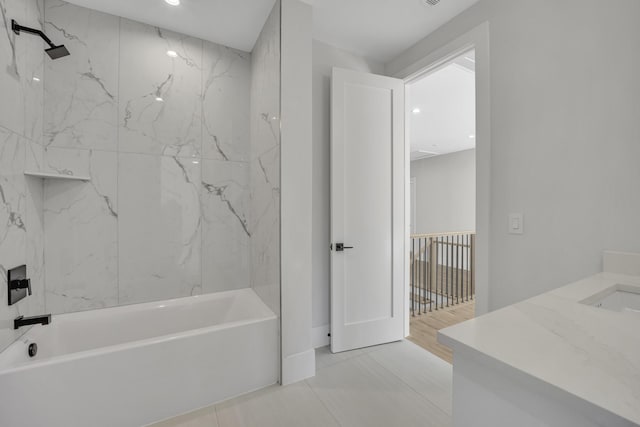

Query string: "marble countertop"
[439, 270, 640, 425]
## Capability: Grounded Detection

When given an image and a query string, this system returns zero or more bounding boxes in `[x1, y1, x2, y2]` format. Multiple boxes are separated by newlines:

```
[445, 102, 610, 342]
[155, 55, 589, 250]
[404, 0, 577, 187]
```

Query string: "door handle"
[334, 243, 354, 252]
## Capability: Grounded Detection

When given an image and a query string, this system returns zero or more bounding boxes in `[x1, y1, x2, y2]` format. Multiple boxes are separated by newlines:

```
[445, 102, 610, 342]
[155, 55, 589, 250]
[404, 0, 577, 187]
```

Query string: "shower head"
[11, 19, 70, 60]
[45, 45, 70, 60]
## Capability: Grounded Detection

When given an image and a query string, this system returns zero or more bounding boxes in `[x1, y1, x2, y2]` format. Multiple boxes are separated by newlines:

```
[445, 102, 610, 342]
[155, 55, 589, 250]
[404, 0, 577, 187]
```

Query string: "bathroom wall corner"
[280, 0, 314, 385]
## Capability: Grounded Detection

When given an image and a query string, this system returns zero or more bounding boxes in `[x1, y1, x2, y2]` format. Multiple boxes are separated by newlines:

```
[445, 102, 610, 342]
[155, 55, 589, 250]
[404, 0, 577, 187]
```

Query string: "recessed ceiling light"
[155, 97, 164, 102]
[469, 134, 476, 139]
[412, 108, 421, 114]
[166, 50, 178, 58]
[32, 76, 40, 82]
[165, 0, 180, 6]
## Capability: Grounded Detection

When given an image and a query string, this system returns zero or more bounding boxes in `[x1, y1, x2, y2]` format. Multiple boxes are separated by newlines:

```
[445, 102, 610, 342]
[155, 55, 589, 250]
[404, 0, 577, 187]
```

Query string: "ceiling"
[65, 0, 480, 61]
[64, 0, 277, 52]
[312, 0, 480, 62]
[409, 50, 476, 161]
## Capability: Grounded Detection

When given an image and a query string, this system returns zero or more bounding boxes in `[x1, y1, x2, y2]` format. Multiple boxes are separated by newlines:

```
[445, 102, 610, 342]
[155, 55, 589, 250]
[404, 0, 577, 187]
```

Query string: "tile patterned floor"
[150, 340, 453, 427]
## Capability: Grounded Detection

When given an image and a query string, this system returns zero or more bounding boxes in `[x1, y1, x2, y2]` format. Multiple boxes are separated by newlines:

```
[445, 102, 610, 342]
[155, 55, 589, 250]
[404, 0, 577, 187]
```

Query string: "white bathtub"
[0, 288, 279, 427]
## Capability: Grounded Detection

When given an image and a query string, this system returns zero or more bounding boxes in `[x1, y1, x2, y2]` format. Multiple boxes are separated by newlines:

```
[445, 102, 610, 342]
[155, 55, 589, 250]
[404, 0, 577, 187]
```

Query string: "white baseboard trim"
[312, 325, 330, 348]
[282, 349, 315, 385]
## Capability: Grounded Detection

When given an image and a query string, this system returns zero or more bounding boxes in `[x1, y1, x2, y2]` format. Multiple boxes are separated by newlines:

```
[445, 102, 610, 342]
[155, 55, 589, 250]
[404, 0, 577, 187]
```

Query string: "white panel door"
[330, 67, 405, 353]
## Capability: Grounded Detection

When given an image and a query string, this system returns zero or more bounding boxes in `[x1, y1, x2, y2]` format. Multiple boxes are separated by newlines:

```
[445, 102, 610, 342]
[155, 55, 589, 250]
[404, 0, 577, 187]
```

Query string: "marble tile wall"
[39, 0, 255, 314]
[43, 0, 118, 151]
[117, 153, 202, 305]
[0, 0, 46, 351]
[118, 18, 203, 158]
[43, 148, 118, 312]
[0, 0, 44, 143]
[0, 0, 280, 351]
[249, 2, 281, 316]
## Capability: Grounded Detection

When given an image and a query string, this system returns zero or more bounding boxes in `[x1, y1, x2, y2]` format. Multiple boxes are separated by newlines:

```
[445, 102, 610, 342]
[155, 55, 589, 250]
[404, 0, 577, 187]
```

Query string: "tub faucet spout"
[14, 314, 51, 330]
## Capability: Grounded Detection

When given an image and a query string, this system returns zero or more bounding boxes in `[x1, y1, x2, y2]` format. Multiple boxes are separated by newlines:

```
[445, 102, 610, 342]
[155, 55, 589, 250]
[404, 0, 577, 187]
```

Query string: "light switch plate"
[509, 213, 524, 235]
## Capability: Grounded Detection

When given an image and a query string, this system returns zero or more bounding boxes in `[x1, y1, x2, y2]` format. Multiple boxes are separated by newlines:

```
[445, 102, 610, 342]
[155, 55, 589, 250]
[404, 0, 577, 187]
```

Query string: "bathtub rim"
[0, 288, 277, 375]
[50, 287, 273, 323]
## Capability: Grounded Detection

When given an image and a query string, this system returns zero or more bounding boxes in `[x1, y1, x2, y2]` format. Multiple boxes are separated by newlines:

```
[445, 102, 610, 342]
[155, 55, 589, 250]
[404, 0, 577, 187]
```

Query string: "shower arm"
[11, 19, 57, 50]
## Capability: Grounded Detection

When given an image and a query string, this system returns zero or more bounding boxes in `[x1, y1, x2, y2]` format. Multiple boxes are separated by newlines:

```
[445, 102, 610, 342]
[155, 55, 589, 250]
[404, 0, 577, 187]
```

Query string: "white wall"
[281, 0, 314, 384]
[311, 40, 384, 346]
[250, 0, 281, 318]
[387, 0, 640, 310]
[411, 149, 476, 235]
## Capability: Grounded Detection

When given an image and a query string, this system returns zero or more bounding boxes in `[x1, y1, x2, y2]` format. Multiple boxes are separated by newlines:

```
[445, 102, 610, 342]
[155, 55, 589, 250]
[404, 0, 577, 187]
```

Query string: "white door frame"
[396, 23, 491, 336]
[410, 177, 416, 235]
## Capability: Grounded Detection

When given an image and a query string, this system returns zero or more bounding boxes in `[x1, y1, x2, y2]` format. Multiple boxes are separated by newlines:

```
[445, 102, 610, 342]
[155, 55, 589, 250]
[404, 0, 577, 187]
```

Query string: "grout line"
[317, 355, 356, 372]
[213, 405, 221, 427]
[116, 15, 121, 306]
[39, 144, 239, 162]
[303, 379, 344, 427]
[372, 342, 453, 389]
[314, 344, 386, 372]
[40, 0, 47, 317]
[200, 37, 204, 296]
[364, 347, 453, 419]
[310, 346, 452, 425]
[44, 146, 243, 165]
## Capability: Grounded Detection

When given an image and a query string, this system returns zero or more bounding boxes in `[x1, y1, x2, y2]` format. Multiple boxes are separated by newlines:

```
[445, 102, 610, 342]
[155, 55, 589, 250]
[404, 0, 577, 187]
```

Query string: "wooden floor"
[408, 300, 475, 364]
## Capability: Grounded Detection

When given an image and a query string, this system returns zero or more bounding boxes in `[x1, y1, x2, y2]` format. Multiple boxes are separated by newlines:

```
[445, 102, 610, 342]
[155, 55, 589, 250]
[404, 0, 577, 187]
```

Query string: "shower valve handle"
[10, 278, 32, 295]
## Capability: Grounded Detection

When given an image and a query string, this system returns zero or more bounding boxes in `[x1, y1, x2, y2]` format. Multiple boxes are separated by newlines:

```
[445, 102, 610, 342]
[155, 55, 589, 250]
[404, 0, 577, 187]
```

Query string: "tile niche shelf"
[24, 171, 91, 182]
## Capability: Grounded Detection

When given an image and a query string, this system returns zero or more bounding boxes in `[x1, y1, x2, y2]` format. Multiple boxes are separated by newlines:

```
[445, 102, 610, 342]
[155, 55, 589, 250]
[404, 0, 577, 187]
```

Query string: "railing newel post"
[409, 237, 416, 316]
[471, 233, 475, 300]
[456, 234, 459, 306]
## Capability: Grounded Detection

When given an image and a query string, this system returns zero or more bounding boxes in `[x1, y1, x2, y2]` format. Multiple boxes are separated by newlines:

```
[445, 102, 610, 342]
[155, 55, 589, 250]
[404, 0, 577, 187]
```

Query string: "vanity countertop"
[439, 270, 640, 425]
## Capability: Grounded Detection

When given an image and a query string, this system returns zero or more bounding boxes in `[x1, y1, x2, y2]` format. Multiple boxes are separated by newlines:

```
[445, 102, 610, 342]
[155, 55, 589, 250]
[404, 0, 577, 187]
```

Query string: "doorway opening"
[406, 49, 477, 363]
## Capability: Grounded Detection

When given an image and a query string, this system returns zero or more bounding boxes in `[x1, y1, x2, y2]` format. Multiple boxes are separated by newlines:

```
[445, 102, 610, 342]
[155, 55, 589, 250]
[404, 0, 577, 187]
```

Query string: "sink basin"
[581, 284, 640, 313]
